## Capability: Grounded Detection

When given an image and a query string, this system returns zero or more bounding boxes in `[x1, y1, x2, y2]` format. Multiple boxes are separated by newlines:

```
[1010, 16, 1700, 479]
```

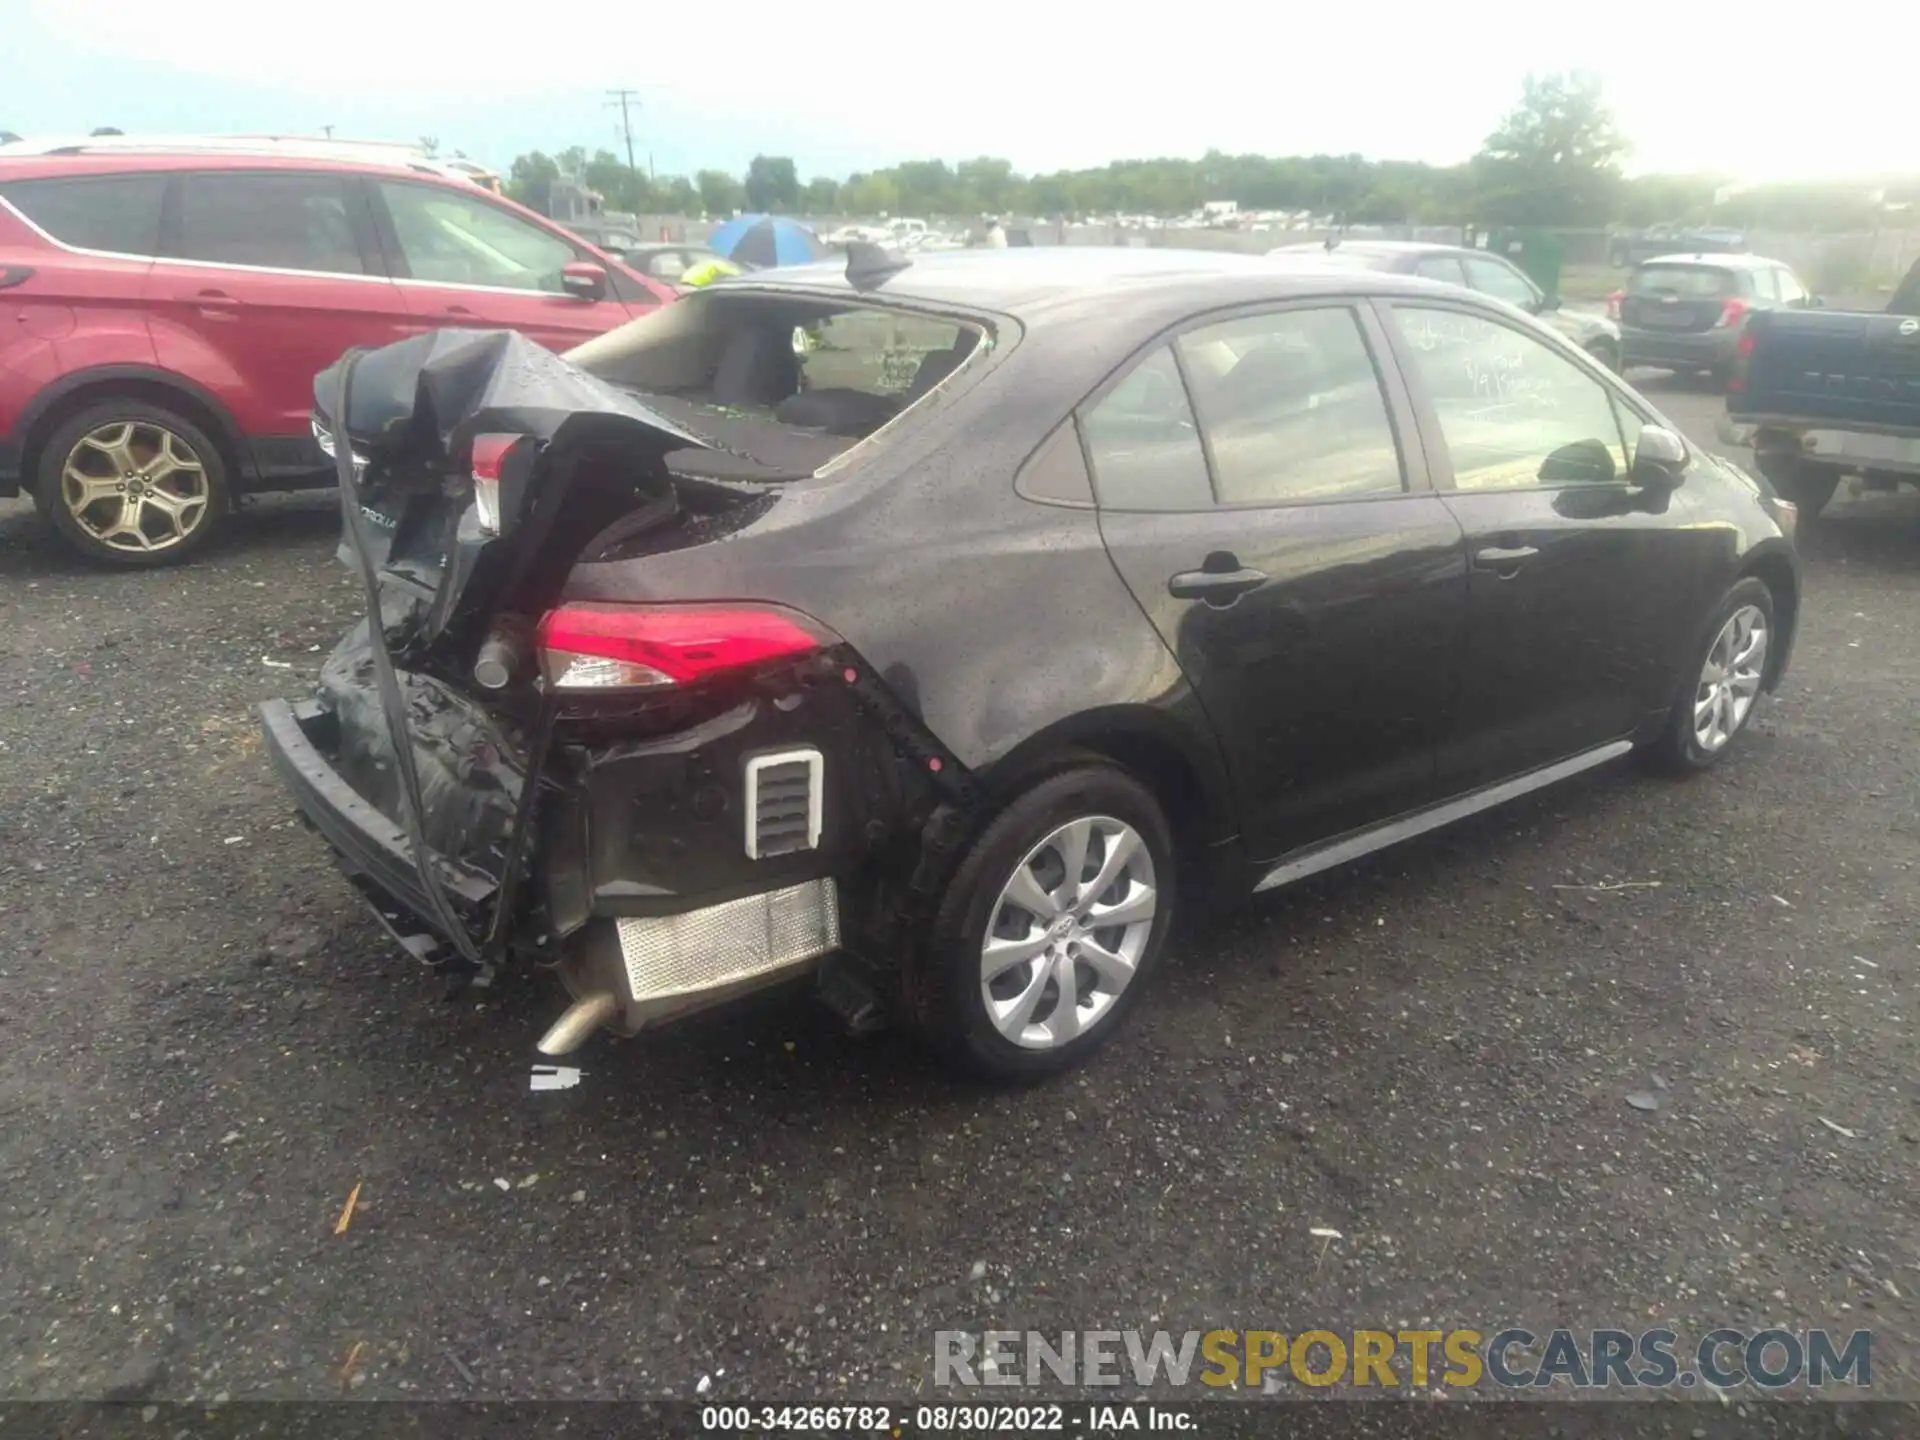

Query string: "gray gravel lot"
[1, 377, 1916, 1408]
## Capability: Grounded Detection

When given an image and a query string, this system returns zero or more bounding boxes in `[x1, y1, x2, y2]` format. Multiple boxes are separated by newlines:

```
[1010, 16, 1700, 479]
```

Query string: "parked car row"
[1268, 239, 1625, 370]
[0, 137, 676, 565]
[261, 246, 1801, 1079]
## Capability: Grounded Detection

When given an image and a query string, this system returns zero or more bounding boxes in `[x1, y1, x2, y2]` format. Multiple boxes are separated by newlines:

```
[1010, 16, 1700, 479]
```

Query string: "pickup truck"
[1722, 259, 1920, 517]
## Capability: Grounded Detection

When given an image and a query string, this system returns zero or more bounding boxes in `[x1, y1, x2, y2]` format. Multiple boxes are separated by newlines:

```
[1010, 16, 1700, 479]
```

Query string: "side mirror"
[1631, 425, 1688, 490]
[1535, 292, 1561, 313]
[561, 262, 607, 301]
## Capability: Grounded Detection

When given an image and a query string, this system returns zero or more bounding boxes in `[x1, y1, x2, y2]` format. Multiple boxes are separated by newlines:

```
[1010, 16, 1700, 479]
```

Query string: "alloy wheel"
[61, 420, 211, 555]
[1693, 604, 1768, 753]
[979, 815, 1157, 1050]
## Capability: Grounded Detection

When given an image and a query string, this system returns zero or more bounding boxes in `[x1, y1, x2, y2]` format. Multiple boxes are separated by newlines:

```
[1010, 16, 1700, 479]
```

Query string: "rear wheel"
[1645, 577, 1775, 774]
[1585, 338, 1620, 372]
[35, 400, 229, 567]
[915, 765, 1175, 1080]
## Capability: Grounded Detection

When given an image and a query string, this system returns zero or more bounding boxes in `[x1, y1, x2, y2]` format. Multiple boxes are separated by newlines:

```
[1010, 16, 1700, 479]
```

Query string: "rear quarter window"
[1629, 265, 1735, 298]
[0, 174, 166, 255]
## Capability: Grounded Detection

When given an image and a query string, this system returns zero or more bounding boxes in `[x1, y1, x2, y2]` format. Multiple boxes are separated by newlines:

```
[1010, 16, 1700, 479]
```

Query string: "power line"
[606, 88, 641, 181]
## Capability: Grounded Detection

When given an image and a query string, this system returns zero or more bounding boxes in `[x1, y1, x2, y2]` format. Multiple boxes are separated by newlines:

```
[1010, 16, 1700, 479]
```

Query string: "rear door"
[145, 168, 410, 473]
[0, 172, 166, 402]
[1463, 254, 1544, 313]
[370, 179, 646, 350]
[1621, 262, 1738, 335]
[1088, 301, 1468, 862]
[1378, 298, 1707, 790]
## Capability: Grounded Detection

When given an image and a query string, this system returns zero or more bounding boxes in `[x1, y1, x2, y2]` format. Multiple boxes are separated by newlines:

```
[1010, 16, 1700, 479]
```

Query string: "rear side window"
[173, 172, 366, 275]
[1749, 268, 1778, 302]
[1629, 265, 1734, 298]
[1176, 307, 1404, 505]
[1774, 268, 1807, 304]
[1081, 346, 1213, 511]
[0, 175, 165, 255]
[1464, 255, 1540, 309]
[1413, 255, 1467, 285]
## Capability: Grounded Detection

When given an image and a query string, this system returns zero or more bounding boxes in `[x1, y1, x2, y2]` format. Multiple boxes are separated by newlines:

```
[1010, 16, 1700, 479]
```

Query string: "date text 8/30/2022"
[699, 1404, 1194, 1432]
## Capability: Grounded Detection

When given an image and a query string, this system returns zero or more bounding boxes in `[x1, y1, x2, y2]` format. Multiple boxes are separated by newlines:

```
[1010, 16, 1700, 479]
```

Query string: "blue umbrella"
[708, 214, 824, 268]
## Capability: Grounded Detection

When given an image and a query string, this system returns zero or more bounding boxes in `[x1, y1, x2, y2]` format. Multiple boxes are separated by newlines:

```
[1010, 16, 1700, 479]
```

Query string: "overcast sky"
[8, 0, 1906, 185]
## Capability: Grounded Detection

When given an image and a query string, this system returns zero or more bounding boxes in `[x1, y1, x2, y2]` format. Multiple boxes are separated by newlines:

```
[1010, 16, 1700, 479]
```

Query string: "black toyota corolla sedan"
[261, 246, 1801, 1080]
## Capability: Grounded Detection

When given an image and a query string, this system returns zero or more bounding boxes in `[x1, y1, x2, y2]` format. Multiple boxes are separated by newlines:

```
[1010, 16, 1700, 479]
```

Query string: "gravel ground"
[1, 378, 1916, 1411]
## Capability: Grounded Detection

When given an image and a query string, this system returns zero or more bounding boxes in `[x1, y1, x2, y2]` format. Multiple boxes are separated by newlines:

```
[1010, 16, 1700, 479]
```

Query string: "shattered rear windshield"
[568, 291, 985, 481]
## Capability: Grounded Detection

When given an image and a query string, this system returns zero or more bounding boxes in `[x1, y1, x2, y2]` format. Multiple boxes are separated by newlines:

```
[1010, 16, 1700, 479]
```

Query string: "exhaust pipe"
[537, 991, 619, 1056]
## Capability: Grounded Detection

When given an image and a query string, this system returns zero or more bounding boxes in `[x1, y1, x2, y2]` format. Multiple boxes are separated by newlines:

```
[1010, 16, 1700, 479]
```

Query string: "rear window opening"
[568, 291, 989, 481]
[1629, 265, 1737, 299]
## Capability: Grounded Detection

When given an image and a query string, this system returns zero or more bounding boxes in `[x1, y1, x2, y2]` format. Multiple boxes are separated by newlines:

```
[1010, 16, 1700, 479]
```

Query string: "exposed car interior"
[575, 292, 985, 455]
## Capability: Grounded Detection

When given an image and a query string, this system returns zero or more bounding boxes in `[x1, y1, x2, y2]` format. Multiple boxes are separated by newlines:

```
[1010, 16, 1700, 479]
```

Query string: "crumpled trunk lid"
[305, 329, 769, 962]
[312, 328, 758, 661]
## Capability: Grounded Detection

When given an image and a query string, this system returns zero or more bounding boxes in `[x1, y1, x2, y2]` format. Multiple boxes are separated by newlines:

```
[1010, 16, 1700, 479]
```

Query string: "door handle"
[178, 287, 240, 309]
[438, 303, 476, 317]
[1472, 544, 1539, 571]
[1168, 565, 1269, 605]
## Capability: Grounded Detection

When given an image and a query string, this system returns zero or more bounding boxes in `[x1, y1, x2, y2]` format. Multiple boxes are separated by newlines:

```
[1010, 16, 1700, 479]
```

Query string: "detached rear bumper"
[259, 698, 497, 945]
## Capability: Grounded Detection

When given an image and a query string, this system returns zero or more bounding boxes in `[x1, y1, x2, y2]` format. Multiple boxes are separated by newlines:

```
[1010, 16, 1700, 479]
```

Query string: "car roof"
[714, 246, 1454, 325]
[0, 147, 478, 187]
[1635, 252, 1777, 270]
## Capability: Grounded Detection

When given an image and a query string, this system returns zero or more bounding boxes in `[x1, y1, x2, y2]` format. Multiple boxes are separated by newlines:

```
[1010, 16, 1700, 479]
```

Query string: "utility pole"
[606, 88, 641, 182]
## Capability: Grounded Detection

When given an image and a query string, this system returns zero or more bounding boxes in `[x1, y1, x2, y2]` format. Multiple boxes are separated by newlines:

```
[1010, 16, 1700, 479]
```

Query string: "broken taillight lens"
[537, 603, 833, 691]
[1713, 298, 1751, 330]
[471, 432, 532, 537]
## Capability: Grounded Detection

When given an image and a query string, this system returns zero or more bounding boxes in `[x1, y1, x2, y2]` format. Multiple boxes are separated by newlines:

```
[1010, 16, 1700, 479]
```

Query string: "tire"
[1585, 339, 1620, 373]
[35, 399, 229, 568]
[1756, 453, 1839, 519]
[1645, 577, 1776, 774]
[914, 765, 1176, 1081]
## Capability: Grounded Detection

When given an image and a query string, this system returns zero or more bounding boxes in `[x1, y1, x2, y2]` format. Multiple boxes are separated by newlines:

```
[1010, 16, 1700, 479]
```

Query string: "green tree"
[505, 150, 561, 212]
[802, 176, 841, 213]
[583, 148, 643, 212]
[841, 171, 901, 216]
[744, 155, 800, 212]
[696, 168, 745, 217]
[658, 175, 700, 214]
[1472, 71, 1626, 225]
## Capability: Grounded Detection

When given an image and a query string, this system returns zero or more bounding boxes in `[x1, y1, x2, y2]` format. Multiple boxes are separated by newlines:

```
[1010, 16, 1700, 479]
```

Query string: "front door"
[1377, 300, 1706, 792]
[371, 179, 636, 352]
[1087, 301, 1468, 862]
[145, 169, 411, 472]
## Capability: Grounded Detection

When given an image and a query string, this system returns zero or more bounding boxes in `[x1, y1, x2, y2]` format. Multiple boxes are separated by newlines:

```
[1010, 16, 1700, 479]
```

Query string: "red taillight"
[1606, 289, 1624, 322]
[1737, 329, 1757, 357]
[537, 603, 831, 691]
[469, 432, 532, 536]
[1713, 298, 1751, 330]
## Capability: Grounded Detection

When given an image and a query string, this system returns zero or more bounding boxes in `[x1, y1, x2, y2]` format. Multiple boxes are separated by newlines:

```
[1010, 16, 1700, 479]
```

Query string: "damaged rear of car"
[261, 270, 1160, 1077]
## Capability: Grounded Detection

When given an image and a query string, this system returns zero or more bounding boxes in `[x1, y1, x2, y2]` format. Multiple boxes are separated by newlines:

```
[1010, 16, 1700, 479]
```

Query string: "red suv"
[0, 143, 676, 566]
